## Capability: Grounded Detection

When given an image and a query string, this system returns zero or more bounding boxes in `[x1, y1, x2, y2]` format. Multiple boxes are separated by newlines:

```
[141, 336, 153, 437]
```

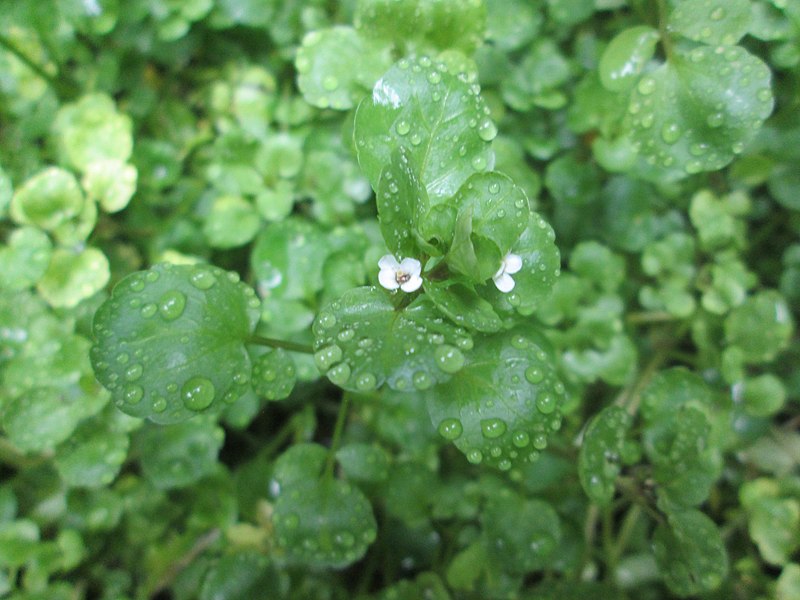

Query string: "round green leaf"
[271, 444, 328, 495]
[82, 159, 138, 213]
[10, 167, 85, 231]
[725, 290, 794, 363]
[652, 508, 729, 596]
[296, 26, 393, 110]
[251, 348, 296, 401]
[37, 246, 109, 309]
[741, 479, 800, 566]
[669, 0, 752, 46]
[335, 443, 390, 483]
[272, 479, 377, 569]
[199, 552, 281, 600]
[90, 263, 261, 423]
[136, 421, 225, 489]
[354, 56, 496, 203]
[599, 26, 661, 92]
[312, 287, 473, 392]
[424, 280, 502, 333]
[203, 195, 260, 249]
[53, 418, 129, 488]
[425, 327, 565, 471]
[0, 226, 52, 291]
[625, 45, 774, 180]
[54, 93, 133, 171]
[2, 381, 109, 454]
[481, 488, 561, 573]
[578, 406, 632, 507]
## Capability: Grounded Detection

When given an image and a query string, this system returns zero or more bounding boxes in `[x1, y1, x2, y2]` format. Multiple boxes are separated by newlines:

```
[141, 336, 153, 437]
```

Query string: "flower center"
[395, 271, 411, 284]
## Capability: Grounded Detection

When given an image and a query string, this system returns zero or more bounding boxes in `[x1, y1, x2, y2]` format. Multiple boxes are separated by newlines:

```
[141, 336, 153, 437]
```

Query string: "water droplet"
[512, 431, 530, 448]
[732, 141, 744, 154]
[470, 154, 487, 171]
[525, 366, 544, 384]
[434, 345, 465, 373]
[710, 6, 725, 20]
[159, 290, 186, 321]
[488, 181, 500, 194]
[317, 312, 337, 329]
[152, 396, 167, 412]
[396, 120, 410, 136]
[456, 336, 473, 351]
[181, 377, 216, 411]
[427, 70, 442, 84]
[295, 55, 310, 73]
[314, 345, 343, 371]
[355, 372, 377, 391]
[412, 371, 433, 390]
[637, 77, 656, 95]
[757, 88, 771, 102]
[685, 160, 703, 174]
[125, 364, 143, 382]
[283, 513, 299, 529]
[536, 392, 556, 414]
[116, 352, 130, 365]
[498, 459, 511, 471]
[124, 385, 143, 404]
[327, 362, 351, 386]
[322, 75, 339, 91]
[481, 418, 506, 439]
[466, 449, 483, 464]
[533, 434, 548, 450]
[335, 531, 355, 547]
[639, 113, 654, 129]
[190, 270, 216, 290]
[706, 112, 724, 128]
[438, 418, 463, 440]
[410, 132, 422, 146]
[661, 122, 681, 144]
[140, 303, 157, 318]
[337, 328, 355, 342]
[477, 118, 497, 141]
[510, 335, 528, 350]
[129, 278, 145, 292]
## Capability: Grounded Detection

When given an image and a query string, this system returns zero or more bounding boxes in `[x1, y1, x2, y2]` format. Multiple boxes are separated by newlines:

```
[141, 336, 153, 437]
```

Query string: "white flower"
[378, 254, 423, 292]
[493, 252, 522, 293]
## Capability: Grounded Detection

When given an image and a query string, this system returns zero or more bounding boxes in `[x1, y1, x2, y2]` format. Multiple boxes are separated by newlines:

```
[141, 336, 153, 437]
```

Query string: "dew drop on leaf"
[434, 344, 465, 373]
[181, 376, 216, 411]
[438, 418, 463, 440]
[158, 290, 186, 321]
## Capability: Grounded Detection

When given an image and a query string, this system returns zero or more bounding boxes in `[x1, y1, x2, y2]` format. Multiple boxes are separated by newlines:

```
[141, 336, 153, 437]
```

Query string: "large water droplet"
[125, 364, 143, 382]
[434, 345, 465, 373]
[355, 372, 377, 391]
[159, 290, 186, 321]
[314, 345, 343, 371]
[481, 418, 507, 439]
[438, 418, 463, 440]
[412, 371, 433, 390]
[181, 377, 215, 411]
[637, 77, 656, 95]
[466, 449, 483, 464]
[396, 120, 411, 136]
[317, 312, 337, 329]
[525, 366, 544, 384]
[706, 112, 724, 128]
[536, 392, 556, 414]
[512, 431, 530, 448]
[477, 118, 497, 142]
[124, 385, 143, 404]
[322, 75, 339, 91]
[190, 269, 216, 290]
[661, 122, 681, 144]
[327, 362, 351, 386]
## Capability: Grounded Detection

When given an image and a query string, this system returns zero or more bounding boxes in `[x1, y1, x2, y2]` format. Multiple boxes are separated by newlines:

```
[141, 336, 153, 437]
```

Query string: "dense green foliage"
[1, 0, 799, 598]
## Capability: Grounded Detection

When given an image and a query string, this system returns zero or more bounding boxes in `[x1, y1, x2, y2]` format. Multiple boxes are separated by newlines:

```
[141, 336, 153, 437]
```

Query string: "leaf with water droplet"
[599, 26, 660, 92]
[198, 552, 283, 600]
[425, 327, 564, 470]
[0, 227, 52, 291]
[669, 0, 751, 46]
[296, 26, 393, 110]
[53, 413, 130, 488]
[336, 443, 390, 483]
[624, 45, 774, 180]
[251, 347, 296, 401]
[273, 478, 376, 568]
[578, 406, 632, 507]
[10, 167, 85, 232]
[652, 506, 728, 596]
[445, 172, 530, 282]
[354, 56, 495, 203]
[90, 263, 260, 423]
[312, 287, 468, 391]
[724, 290, 794, 364]
[136, 420, 225, 489]
[424, 279, 502, 333]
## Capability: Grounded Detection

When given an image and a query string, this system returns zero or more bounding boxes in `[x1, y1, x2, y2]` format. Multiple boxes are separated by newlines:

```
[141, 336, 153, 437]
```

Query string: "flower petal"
[504, 253, 523, 274]
[398, 257, 422, 276]
[493, 272, 515, 293]
[379, 268, 400, 290]
[400, 273, 423, 293]
[378, 254, 400, 270]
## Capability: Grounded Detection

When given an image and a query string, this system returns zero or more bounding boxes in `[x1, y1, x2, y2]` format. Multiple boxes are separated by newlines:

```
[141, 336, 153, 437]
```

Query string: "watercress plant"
[1, 0, 798, 599]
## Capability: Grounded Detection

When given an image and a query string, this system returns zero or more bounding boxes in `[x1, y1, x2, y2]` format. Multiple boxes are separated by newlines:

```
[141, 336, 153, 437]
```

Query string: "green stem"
[0, 34, 74, 98]
[577, 504, 600, 580]
[247, 335, 314, 354]
[656, 0, 674, 62]
[611, 504, 642, 568]
[602, 508, 617, 575]
[324, 394, 351, 480]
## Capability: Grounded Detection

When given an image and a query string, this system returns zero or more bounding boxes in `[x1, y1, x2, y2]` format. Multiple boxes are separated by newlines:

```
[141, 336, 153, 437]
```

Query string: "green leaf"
[669, 0, 752, 46]
[377, 146, 430, 258]
[0, 226, 52, 291]
[425, 327, 565, 470]
[424, 280, 502, 333]
[482, 488, 561, 573]
[54, 93, 133, 172]
[272, 479, 377, 568]
[599, 26, 661, 92]
[740, 373, 786, 417]
[2, 382, 108, 453]
[354, 56, 495, 204]
[271, 444, 328, 494]
[741, 478, 800, 566]
[312, 287, 472, 392]
[652, 507, 728, 596]
[53, 417, 129, 488]
[777, 564, 800, 600]
[251, 348, 296, 401]
[296, 26, 393, 111]
[336, 443, 391, 482]
[625, 45, 774, 179]
[136, 421, 225, 489]
[485, 0, 542, 51]
[10, 167, 85, 231]
[202, 195, 260, 249]
[725, 290, 794, 363]
[578, 406, 632, 507]
[445, 172, 530, 282]
[355, 0, 486, 53]
[37, 246, 109, 308]
[199, 552, 281, 600]
[90, 263, 261, 423]
[82, 159, 138, 213]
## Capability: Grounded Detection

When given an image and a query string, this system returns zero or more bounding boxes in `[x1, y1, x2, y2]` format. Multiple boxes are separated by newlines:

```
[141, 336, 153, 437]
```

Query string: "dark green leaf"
[578, 406, 632, 506]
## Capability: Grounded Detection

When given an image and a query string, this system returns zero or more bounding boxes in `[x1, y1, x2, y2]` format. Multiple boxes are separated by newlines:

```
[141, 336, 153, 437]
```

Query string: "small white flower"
[493, 252, 522, 293]
[378, 254, 423, 293]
